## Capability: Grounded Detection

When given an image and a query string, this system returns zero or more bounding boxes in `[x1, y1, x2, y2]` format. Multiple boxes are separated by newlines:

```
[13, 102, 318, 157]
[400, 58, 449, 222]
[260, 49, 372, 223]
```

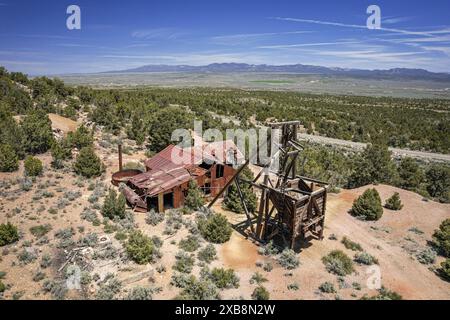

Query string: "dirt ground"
[0, 116, 449, 300]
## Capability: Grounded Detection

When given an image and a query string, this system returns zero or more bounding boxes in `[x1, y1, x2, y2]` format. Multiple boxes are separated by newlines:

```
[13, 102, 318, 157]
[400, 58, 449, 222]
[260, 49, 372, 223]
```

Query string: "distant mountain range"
[104, 63, 450, 81]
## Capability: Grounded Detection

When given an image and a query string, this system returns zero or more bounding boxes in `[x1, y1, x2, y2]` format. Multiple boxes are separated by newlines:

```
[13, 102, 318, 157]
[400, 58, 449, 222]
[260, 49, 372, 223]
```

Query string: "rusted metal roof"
[129, 165, 193, 197]
[135, 140, 242, 196]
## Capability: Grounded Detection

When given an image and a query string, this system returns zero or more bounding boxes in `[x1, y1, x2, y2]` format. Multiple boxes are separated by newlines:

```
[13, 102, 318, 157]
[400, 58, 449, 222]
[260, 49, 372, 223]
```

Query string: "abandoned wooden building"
[116, 140, 244, 212]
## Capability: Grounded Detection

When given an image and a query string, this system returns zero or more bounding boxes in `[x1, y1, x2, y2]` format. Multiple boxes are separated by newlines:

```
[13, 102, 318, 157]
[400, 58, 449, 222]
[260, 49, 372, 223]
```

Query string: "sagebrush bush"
[24, 156, 43, 176]
[250, 272, 268, 285]
[177, 277, 218, 300]
[415, 248, 436, 265]
[145, 209, 164, 226]
[277, 249, 300, 270]
[30, 224, 52, 238]
[197, 244, 217, 263]
[179, 235, 200, 252]
[173, 251, 195, 273]
[0, 222, 19, 246]
[258, 240, 281, 256]
[362, 286, 402, 300]
[126, 286, 153, 300]
[322, 250, 354, 276]
[205, 267, 239, 289]
[341, 237, 363, 251]
[251, 286, 270, 300]
[198, 213, 232, 244]
[319, 281, 336, 293]
[96, 276, 122, 300]
[351, 188, 383, 221]
[354, 252, 379, 265]
[384, 192, 403, 210]
[125, 230, 154, 264]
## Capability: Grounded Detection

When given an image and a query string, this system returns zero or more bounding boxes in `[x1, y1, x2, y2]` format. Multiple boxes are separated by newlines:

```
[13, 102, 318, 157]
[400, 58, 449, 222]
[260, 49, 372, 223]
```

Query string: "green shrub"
[198, 213, 232, 244]
[341, 237, 363, 251]
[250, 272, 268, 285]
[251, 286, 270, 300]
[177, 277, 218, 300]
[96, 276, 122, 300]
[322, 250, 354, 276]
[30, 224, 52, 238]
[179, 235, 200, 252]
[277, 249, 300, 270]
[415, 248, 436, 264]
[21, 110, 54, 154]
[439, 258, 450, 281]
[0, 280, 5, 293]
[0, 144, 19, 172]
[258, 240, 281, 256]
[173, 251, 195, 273]
[354, 252, 379, 265]
[66, 125, 93, 149]
[73, 147, 104, 178]
[351, 188, 383, 221]
[426, 164, 450, 203]
[126, 286, 153, 300]
[24, 156, 43, 176]
[197, 244, 217, 263]
[433, 219, 450, 257]
[0, 222, 19, 246]
[223, 167, 257, 213]
[385, 192, 403, 210]
[319, 281, 336, 293]
[125, 231, 154, 264]
[362, 286, 402, 300]
[50, 139, 72, 168]
[206, 268, 239, 289]
[102, 188, 126, 219]
[184, 180, 205, 212]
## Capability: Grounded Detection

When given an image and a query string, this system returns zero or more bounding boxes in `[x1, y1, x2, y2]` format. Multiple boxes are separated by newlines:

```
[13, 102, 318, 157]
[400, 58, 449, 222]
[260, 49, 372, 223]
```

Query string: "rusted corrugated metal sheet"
[128, 165, 197, 197]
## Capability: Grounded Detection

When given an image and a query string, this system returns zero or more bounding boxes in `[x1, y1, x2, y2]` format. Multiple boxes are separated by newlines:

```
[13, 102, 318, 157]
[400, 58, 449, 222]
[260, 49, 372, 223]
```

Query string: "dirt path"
[298, 133, 450, 162]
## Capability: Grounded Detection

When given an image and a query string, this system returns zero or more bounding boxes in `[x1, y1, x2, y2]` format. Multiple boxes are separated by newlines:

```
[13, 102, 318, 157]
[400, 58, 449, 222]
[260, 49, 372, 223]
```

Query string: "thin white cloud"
[273, 17, 450, 37]
[258, 41, 363, 49]
[382, 16, 414, 25]
[211, 30, 313, 45]
[131, 28, 187, 40]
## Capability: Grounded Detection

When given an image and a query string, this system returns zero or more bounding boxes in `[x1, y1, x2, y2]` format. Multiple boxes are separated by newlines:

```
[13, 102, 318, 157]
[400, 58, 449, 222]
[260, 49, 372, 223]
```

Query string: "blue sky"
[0, 0, 449, 75]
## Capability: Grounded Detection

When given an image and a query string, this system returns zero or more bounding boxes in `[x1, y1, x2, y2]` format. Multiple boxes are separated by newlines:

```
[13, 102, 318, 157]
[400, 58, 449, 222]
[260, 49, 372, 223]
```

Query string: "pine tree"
[351, 188, 383, 221]
[184, 180, 204, 212]
[0, 144, 19, 172]
[385, 192, 403, 210]
[73, 147, 104, 178]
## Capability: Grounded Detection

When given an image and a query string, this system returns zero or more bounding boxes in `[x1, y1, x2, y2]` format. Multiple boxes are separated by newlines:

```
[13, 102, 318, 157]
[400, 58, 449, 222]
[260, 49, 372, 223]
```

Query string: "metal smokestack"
[118, 144, 123, 171]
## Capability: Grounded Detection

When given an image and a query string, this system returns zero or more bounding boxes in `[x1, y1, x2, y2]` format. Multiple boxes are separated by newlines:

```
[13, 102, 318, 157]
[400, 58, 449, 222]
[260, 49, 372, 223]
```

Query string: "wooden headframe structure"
[208, 121, 328, 249]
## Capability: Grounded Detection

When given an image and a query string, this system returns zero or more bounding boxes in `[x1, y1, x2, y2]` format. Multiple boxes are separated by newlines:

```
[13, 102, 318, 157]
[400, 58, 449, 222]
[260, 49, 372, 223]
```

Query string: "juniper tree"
[351, 188, 383, 221]
[74, 147, 104, 178]
[385, 192, 403, 210]
[0, 144, 19, 172]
